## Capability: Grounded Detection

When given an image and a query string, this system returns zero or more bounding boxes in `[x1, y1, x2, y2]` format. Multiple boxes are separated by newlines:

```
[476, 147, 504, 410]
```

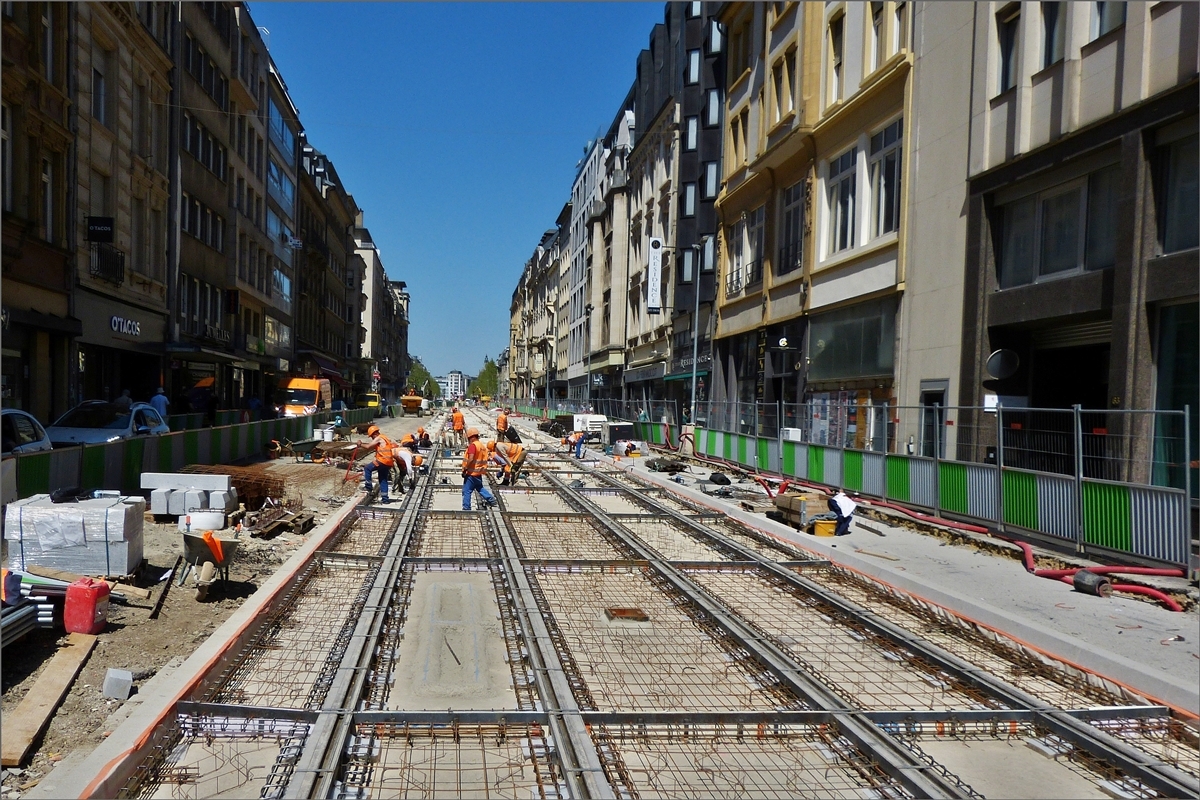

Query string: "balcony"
[745, 258, 763, 287]
[777, 240, 803, 277]
[89, 243, 126, 286]
[725, 268, 743, 297]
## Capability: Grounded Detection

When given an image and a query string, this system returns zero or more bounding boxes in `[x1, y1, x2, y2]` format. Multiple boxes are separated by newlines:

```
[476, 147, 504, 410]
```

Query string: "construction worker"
[1, 568, 21, 606]
[394, 449, 423, 493]
[451, 406, 466, 446]
[398, 432, 418, 452]
[568, 430, 586, 459]
[488, 440, 527, 486]
[461, 427, 498, 510]
[358, 424, 396, 503]
[495, 408, 509, 441]
[415, 426, 432, 449]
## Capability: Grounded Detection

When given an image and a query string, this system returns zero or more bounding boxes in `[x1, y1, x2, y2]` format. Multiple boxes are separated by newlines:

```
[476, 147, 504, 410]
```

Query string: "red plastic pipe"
[862, 498, 991, 534]
[1034, 565, 1185, 580]
[1110, 584, 1183, 613]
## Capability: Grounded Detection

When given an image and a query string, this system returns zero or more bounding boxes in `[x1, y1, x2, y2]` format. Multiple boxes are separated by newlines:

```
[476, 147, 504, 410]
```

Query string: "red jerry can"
[64, 577, 110, 635]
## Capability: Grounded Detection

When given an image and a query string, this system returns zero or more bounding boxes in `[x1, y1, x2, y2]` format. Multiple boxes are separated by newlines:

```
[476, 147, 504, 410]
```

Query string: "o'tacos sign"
[110, 316, 141, 336]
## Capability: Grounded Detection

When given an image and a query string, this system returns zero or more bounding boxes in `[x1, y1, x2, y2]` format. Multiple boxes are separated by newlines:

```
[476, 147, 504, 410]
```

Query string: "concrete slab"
[919, 738, 1109, 798]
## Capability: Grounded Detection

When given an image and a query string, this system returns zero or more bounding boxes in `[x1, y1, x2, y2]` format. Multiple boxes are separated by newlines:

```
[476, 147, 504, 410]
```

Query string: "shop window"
[1154, 303, 1199, 491]
[808, 297, 896, 381]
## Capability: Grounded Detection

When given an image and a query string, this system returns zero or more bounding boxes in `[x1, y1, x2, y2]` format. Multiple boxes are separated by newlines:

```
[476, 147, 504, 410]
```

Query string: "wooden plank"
[25, 566, 151, 600]
[1, 633, 98, 766]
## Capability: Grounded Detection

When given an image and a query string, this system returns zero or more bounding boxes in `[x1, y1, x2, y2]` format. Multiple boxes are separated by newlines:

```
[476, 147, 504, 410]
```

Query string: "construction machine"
[399, 387, 427, 417]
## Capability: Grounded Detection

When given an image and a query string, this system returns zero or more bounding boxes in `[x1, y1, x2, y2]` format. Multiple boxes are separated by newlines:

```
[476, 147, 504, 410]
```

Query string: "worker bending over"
[461, 427, 498, 510]
[451, 407, 466, 446]
[487, 440, 527, 486]
[394, 448, 423, 494]
[827, 490, 856, 536]
[566, 430, 586, 459]
[415, 426, 432, 449]
[358, 425, 396, 503]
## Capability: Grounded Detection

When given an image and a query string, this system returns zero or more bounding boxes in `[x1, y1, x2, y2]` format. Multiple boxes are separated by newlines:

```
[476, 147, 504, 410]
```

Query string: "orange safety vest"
[499, 442, 525, 462]
[462, 440, 490, 476]
[452, 411, 465, 431]
[399, 433, 416, 449]
[496, 413, 508, 431]
[374, 434, 396, 467]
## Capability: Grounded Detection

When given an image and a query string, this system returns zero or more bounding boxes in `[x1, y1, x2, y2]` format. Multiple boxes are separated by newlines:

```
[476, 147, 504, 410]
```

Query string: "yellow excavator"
[399, 387, 426, 417]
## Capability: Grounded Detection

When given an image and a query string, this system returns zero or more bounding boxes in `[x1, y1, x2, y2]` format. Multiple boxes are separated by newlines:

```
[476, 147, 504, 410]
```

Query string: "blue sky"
[248, 2, 665, 378]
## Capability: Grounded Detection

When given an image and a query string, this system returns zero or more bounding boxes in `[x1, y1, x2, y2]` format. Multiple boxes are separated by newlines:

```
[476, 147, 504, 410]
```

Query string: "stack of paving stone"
[142, 473, 238, 532]
[4, 494, 146, 576]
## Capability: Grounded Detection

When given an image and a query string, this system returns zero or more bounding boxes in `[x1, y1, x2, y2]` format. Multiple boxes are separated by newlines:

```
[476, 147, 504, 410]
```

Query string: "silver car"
[46, 400, 170, 447]
[1, 408, 53, 455]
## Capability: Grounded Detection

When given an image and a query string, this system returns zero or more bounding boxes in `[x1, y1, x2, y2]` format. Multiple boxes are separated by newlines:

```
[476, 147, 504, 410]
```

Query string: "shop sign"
[87, 217, 115, 243]
[647, 238, 663, 314]
[110, 315, 142, 336]
[205, 324, 232, 344]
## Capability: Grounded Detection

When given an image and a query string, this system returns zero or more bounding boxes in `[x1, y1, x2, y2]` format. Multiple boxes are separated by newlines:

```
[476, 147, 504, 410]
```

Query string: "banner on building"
[647, 238, 663, 314]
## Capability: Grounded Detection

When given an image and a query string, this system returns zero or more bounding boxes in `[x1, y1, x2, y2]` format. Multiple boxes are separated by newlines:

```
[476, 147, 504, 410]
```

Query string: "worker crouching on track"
[487, 440, 527, 486]
[415, 426, 432, 449]
[358, 424, 396, 503]
[461, 427, 498, 510]
[394, 448, 423, 494]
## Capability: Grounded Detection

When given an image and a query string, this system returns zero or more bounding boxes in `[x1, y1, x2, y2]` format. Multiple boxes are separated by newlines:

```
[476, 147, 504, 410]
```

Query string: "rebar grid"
[336, 722, 565, 799]
[409, 513, 492, 559]
[208, 563, 378, 709]
[593, 722, 911, 800]
[527, 566, 803, 712]
[505, 514, 627, 560]
[486, 563, 543, 711]
[496, 488, 580, 514]
[132, 737, 287, 800]
[577, 488, 656, 515]
[704, 518, 812, 561]
[360, 563, 417, 710]
[686, 568, 1002, 712]
[1089, 717, 1200, 780]
[802, 567, 1200, 773]
[327, 509, 402, 557]
[617, 517, 729, 562]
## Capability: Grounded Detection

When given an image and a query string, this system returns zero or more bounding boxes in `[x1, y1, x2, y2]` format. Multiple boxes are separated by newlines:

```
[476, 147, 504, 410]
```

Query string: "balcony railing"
[745, 258, 763, 287]
[725, 268, 743, 297]
[89, 243, 126, 285]
[777, 239, 803, 276]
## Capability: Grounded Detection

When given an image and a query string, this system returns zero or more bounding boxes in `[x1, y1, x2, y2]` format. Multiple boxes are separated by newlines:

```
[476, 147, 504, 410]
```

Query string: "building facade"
[956, 1, 1197, 485]
[357, 213, 408, 401]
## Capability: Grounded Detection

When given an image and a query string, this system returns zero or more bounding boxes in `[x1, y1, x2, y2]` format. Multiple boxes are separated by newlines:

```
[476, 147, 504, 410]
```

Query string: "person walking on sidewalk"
[358, 424, 396, 503]
[451, 407, 466, 446]
[461, 428, 497, 510]
[150, 387, 170, 418]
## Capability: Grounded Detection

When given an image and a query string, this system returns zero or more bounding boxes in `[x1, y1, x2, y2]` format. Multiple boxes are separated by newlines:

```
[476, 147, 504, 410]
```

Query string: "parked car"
[45, 401, 170, 447]
[355, 393, 383, 415]
[1, 408, 53, 455]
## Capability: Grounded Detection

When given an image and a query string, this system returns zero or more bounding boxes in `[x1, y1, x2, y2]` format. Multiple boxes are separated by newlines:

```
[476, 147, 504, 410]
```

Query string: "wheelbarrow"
[177, 531, 240, 601]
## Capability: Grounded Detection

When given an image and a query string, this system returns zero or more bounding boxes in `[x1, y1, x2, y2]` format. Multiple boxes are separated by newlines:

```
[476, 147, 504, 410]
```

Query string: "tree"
[468, 357, 499, 398]
[408, 358, 440, 397]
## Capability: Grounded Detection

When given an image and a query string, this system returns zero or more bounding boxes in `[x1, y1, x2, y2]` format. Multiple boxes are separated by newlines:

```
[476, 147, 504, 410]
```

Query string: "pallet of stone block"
[149, 486, 239, 516]
[4, 495, 145, 576]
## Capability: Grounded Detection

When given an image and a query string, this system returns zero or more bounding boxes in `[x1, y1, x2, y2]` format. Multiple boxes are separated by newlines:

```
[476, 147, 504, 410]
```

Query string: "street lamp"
[690, 236, 713, 426]
[584, 303, 594, 409]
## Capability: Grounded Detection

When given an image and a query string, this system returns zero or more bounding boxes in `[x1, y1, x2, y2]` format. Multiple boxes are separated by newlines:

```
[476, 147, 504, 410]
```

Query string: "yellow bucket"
[813, 519, 838, 537]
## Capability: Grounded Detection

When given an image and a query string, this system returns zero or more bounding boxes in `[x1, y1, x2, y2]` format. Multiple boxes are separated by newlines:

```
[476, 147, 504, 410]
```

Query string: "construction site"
[3, 406, 1198, 800]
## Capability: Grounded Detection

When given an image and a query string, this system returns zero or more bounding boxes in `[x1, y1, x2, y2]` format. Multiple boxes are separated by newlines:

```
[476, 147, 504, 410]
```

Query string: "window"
[132, 197, 145, 273]
[784, 52, 796, 115]
[893, 1, 908, 53]
[702, 235, 715, 272]
[91, 61, 108, 126]
[1, 103, 11, 212]
[870, 2, 884, 71]
[746, 205, 765, 284]
[683, 183, 697, 217]
[998, 166, 1122, 288]
[828, 16, 844, 105]
[40, 5, 53, 83]
[273, 269, 292, 314]
[41, 157, 53, 242]
[869, 118, 903, 237]
[997, 7, 1020, 93]
[684, 116, 698, 151]
[771, 61, 785, 124]
[808, 297, 897, 381]
[703, 161, 719, 199]
[1161, 134, 1199, 253]
[730, 115, 742, 165]
[708, 19, 723, 54]
[688, 1, 702, 18]
[777, 180, 805, 276]
[705, 89, 721, 127]
[728, 218, 745, 293]
[1042, 2, 1064, 68]
[267, 158, 295, 207]
[268, 98, 295, 156]
[681, 248, 695, 283]
[827, 148, 856, 254]
[1092, 2, 1125, 39]
[686, 49, 700, 85]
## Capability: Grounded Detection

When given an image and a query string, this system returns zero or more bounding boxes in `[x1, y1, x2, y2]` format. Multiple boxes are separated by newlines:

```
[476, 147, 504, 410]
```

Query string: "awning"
[165, 344, 239, 363]
[3, 307, 83, 336]
[664, 370, 709, 382]
[326, 373, 349, 390]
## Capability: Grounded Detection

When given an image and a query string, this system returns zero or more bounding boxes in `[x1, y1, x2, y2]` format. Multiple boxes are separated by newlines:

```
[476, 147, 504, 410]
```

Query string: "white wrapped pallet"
[4, 495, 145, 576]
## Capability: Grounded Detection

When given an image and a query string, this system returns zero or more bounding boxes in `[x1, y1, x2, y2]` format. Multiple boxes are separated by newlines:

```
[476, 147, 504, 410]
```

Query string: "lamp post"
[690, 236, 713, 425]
[584, 303, 594, 409]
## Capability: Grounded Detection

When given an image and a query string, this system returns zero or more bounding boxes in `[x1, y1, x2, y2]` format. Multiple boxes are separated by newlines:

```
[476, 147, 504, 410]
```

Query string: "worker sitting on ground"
[415, 426, 432, 449]
[827, 490, 856, 536]
[358, 424, 396, 504]
[461, 428, 498, 510]
[451, 407, 466, 446]
[487, 440, 527, 486]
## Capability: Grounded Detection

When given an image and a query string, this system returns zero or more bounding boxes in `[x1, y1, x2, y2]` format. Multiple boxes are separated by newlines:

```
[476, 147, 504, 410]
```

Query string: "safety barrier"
[690, 425, 1191, 567]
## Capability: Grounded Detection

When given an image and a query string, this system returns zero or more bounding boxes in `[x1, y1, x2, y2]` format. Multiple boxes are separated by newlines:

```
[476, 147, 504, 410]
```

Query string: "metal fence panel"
[862, 452, 886, 497]
[886, 455, 910, 502]
[1036, 472, 1078, 542]
[967, 462, 999, 521]
[49, 448, 81, 494]
[1129, 485, 1189, 565]
[822, 446, 842, 488]
[843, 451, 863, 491]
[909, 457, 937, 508]
[760, 438, 779, 474]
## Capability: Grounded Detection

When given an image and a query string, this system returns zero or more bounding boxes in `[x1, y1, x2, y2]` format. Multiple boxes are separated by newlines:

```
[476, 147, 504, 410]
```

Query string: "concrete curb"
[593, 452, 1200, 718]
[42, 493, 363, 799]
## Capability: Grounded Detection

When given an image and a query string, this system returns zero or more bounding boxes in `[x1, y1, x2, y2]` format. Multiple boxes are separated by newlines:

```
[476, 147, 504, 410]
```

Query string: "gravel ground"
[0, 410, 436, 796]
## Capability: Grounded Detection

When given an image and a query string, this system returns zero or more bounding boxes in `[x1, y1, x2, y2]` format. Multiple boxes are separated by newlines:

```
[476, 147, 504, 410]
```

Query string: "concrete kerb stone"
[43, 493, 364, 800]
[594, 450, 1200, 718]
[140, 473, 232, 492]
